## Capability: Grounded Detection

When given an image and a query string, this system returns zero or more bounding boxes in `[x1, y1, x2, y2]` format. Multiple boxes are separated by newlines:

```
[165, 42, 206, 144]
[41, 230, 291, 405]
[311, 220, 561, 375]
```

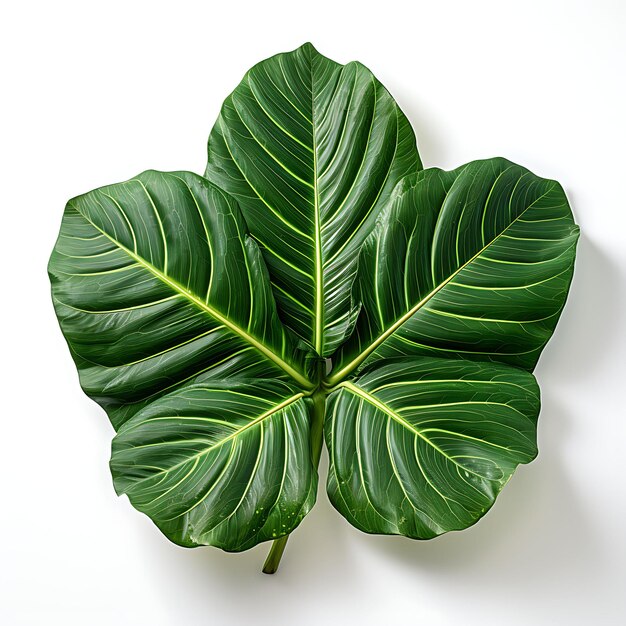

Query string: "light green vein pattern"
[48, 45, 579, 567]
[111, 380, 317, 551]
[205, 42, 421, 355]
[49, 170, 312, 429]
[330, 158, 579, 381]
[325, 357, 540, 538]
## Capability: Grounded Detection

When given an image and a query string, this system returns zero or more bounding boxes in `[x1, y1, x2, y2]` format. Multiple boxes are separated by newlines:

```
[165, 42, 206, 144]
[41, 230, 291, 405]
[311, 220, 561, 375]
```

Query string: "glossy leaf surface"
[329, 158, 579, 384]
[49, 170, 312, 429]
[326, 357, 539, 537]
[111, 380, 316, 551]
[49, 45, 579, 571]
[205, 43, 421, 355]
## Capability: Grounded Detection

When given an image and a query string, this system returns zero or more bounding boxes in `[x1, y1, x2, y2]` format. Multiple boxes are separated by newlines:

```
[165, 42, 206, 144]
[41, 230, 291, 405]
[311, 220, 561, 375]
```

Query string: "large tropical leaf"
[49, 170, 312, 429]
[111, 380, 316, 551]
[325, 357, 540, 538]
[205, 42, 421, 355]
[329, 158, 579, 384]
[49, 44, 580, 574]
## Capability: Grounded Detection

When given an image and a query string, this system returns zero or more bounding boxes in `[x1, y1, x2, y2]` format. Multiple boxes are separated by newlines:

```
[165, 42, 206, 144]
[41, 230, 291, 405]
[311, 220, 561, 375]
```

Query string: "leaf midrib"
[71, 203, 313, 390]
[310, 51, 323, 355]
[118, 391, 305, 482]
[339, 381, 501, 479]
[327, 183, 558, 385]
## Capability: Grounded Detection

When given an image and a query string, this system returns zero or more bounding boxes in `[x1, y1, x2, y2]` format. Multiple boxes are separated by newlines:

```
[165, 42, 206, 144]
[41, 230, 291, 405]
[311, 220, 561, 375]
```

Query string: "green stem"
[261, 535, 289, 575]
[262, 390, 326, 574]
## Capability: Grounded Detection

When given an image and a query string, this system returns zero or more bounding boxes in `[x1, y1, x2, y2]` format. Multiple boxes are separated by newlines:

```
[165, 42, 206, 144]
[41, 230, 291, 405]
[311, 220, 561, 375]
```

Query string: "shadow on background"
[388, 85, 449, 168]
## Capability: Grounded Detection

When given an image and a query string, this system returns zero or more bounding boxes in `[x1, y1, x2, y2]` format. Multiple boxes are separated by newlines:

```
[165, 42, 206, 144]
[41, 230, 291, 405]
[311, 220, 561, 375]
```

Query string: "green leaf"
[329, 158, 579, 384]
[111, 380, 316, 551]
[325, 357, 540, 538]
[49, 45, 580, 573]
[49, 170, 313, 429]
[205, 42, 421, 356]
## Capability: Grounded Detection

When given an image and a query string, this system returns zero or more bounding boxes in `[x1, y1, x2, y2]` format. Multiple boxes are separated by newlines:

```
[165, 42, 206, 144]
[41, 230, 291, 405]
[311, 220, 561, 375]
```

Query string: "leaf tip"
[299, 41, 319, 57]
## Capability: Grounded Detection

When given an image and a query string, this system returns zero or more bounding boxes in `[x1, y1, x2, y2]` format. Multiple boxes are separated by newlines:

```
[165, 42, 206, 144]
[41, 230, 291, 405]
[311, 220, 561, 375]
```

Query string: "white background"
[1, 1, 625, 624]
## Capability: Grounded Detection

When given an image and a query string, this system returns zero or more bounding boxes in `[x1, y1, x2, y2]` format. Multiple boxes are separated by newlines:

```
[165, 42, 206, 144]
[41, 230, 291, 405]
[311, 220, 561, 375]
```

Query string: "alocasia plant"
[49, 43, 579, 573]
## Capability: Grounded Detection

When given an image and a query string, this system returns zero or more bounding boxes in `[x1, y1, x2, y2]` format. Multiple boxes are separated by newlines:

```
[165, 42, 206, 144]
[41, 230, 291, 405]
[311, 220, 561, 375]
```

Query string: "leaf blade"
[325, 357, 540, 538]
[205, 43, 421, 355]
[49, 170, 312, 428]
[111, 380, 317, 551]
[329, 158, 579, 383]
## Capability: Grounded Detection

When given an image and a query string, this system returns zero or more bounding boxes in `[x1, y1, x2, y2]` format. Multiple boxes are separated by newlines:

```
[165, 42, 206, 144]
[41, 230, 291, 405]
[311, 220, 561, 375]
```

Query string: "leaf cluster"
[49, 43, 579, 572]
